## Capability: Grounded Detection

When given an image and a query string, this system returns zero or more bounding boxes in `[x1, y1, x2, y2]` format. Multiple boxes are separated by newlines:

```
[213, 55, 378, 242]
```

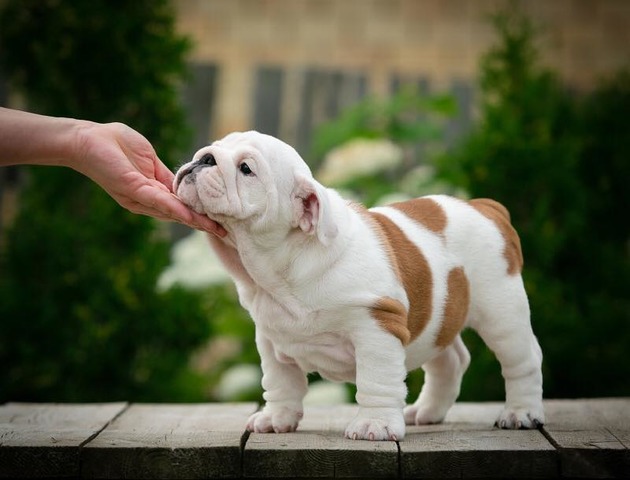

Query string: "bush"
[310, 5, 629, 402]
[309, 88, 457, 206]
[437, 9, 630, 399]
[0, 0, 213, 402]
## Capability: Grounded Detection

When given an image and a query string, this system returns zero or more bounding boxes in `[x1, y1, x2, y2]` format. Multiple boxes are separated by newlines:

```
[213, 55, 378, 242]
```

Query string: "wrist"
[43, 116, 96, 169]
[63, 119, 101, 172]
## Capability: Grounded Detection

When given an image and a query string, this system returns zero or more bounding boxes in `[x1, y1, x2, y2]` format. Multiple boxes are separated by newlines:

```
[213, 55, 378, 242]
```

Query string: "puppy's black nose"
[199, 153, 216, 166]
[176, 152, 217, 188]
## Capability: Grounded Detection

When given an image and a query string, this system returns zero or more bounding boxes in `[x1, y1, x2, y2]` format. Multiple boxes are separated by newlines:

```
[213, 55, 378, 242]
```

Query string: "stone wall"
[174, 0, 630, 140]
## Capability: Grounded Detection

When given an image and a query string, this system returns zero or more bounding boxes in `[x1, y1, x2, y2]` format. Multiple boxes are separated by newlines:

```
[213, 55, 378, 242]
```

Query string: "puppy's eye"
[239, 162, 254, 176]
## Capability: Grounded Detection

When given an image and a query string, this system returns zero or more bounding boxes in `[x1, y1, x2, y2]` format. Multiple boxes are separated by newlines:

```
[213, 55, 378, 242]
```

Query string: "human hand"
[71, 121, 226, 236]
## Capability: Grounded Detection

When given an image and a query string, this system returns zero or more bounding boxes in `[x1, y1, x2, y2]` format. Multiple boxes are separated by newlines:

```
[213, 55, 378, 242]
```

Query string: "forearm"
[0, 107, 225, 233]
[0, 107, 87, 167]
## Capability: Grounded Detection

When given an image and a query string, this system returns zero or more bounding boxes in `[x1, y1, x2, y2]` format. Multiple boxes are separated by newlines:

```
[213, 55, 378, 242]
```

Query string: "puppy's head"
[174, 131, 338, 245]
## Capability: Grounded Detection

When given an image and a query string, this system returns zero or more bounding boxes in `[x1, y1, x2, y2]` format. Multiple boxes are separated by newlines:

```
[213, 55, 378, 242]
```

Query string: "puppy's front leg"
[247, 332, 308, 434]
[345, 329, 407, 441]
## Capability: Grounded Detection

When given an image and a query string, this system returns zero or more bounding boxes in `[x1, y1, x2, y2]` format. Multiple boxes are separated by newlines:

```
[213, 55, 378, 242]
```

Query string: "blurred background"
[0, 0, 628, 405]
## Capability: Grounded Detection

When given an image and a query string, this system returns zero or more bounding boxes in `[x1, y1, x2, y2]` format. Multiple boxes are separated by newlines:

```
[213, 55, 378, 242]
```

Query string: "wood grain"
[401, 402, 557, 478]
[0, 402, 127, 479]
[542, 398, 630, 478]
[243, 405, 399, 478]
[1, 399, 629, 479]
[81, 403, 257, 479]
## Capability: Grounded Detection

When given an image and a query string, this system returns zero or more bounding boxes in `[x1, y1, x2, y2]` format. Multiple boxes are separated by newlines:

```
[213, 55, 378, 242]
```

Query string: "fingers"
[125, 184, 226, 237]
[126, 201, 226, 237]
[188, 210, 228, 236]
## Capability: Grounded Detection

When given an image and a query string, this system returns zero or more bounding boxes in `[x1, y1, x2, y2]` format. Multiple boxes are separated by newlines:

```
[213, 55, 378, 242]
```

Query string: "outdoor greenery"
[436, 11, 629, 399]
[0, 2, 627, 405]
[0, 0, 213, 402]
[310, 89, 457, 206]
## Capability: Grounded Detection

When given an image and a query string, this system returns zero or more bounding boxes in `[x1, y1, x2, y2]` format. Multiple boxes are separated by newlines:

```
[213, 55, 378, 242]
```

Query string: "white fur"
[174, 131, 544, 441]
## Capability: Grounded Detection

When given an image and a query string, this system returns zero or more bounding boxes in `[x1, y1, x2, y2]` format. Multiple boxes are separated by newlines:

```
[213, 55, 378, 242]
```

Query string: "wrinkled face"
[173, 131, 312, 232]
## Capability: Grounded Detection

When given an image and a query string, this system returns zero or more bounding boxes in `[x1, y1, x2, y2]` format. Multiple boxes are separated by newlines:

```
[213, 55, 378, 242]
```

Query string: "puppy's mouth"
[174, 153, 217, 191]
[174, 154, 230, 230]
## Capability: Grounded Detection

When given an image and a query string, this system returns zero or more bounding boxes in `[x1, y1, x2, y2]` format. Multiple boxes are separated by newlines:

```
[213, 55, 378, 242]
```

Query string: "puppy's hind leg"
[404, 335, 470, 425]
[471, 279, 544, 429]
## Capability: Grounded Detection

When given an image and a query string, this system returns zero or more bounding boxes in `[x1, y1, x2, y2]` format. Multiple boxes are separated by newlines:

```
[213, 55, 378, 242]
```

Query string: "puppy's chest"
[265, 327, 356, 382]
[251, 292, 357, 381]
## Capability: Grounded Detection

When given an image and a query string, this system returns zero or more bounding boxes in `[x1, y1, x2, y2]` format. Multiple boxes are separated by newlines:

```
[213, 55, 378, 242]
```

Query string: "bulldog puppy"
[174, 131, 544, 441]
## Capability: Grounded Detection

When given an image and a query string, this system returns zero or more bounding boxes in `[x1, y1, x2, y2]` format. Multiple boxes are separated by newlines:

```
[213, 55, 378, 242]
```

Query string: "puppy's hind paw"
[495, 405, 545, 430]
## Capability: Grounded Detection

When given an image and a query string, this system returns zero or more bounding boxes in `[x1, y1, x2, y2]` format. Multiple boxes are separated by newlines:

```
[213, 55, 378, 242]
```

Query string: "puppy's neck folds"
[222, 193, 352, 304]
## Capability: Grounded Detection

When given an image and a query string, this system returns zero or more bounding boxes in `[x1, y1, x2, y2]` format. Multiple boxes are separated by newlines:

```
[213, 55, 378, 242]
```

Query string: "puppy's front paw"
[344, 407, 405, 441]
[495, 404, 545, 429]
[246, 406, 303, 433]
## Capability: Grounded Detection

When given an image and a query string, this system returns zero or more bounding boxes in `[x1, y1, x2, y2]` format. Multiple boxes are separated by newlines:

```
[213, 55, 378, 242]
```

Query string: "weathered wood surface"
[82, 403, 258, 479]
[1, 399, 628, 479]
[243, 405, 399, 478]
[0, 402, 127, 479]
[542, 398, 630, 478]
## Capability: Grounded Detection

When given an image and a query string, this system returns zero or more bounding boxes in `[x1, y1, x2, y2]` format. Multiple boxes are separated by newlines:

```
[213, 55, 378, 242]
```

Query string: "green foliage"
[310, 5, 629, 403]
[438, 10, 584, 270]
[437, 8, 630, 399]
[310, 89, 456, 163]
[0, 0, 212, 402]
[0, 0, 191, 159]
[310, 88, 457, 207]
[198, 283, 262, 401]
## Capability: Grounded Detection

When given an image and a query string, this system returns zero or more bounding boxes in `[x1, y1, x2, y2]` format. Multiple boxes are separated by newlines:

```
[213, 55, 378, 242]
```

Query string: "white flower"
[214, 364, 262, 401]
[317, 138, 403, 186]
[303, 381, 350, 405]
[157, 229, 230, 291]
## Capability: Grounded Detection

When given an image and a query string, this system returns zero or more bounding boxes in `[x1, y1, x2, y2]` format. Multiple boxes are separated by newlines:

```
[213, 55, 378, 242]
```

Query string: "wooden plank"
[400, 402, 558, 478]
[0, 402, 127, 479]
[81, 403, 258, 479]
[243, 405, 399, 478]
[542, 398, 630, 478]
[1, 399, 627, 479]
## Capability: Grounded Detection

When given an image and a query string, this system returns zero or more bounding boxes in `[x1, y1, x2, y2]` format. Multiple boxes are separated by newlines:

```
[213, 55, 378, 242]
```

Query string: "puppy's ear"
[291, 175, 338, 245]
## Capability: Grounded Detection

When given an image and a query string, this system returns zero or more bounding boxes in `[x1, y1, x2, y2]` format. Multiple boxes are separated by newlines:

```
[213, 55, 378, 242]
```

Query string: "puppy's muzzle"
[176, 153, 217, 189]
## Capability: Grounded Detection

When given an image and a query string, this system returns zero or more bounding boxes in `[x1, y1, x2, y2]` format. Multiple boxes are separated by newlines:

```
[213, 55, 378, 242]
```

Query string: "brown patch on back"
[469, 198, 524, 275]
[370, 297, 410, 345]
[435, 267, 470, 348]
[390, 197, 447, 234]
[366, 211, 433, 344]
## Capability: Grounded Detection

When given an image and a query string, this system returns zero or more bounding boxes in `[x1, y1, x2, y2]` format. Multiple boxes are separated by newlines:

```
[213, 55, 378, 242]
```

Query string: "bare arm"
[0, 107, 225, 235]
